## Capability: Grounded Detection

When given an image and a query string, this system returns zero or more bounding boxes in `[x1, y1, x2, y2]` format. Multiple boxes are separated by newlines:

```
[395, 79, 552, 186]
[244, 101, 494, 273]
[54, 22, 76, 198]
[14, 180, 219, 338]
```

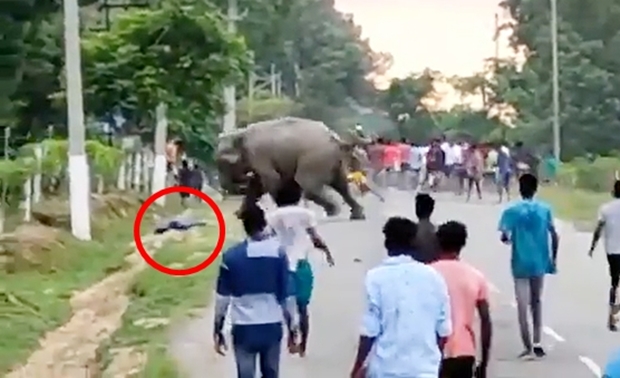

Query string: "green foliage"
[80, 0, 251, 165]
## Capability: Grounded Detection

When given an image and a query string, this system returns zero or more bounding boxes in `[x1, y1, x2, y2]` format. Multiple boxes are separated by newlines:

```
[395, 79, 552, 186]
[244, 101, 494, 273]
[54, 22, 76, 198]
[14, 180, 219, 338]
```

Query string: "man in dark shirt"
[213, 204, 296, 378]
[412, 193, 440, 263]
[426, 140, 446, 190]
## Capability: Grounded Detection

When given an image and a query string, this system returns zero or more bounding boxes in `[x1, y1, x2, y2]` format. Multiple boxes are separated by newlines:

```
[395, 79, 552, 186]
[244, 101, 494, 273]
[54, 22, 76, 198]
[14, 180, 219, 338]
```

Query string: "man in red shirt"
[366, 138, 386, 185]
[382, 140, 402, 187]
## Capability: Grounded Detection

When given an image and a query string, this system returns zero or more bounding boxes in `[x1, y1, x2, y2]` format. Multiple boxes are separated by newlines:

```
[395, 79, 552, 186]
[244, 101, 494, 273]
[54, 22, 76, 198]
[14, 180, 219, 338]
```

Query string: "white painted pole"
[33, 145, 43, 203]
[550, 0, 561, 161]
[151, 103, 168, 205]
[64, 0, 91, 240]
[222, 0, 239, 132]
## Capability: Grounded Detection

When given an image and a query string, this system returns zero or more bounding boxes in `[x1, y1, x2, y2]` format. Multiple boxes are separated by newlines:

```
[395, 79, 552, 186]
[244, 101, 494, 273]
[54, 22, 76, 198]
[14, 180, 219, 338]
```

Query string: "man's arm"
[498, 208, 512, 244]
[304, 210, 334, 262]
[476, 278, 492, 370]
[547, 208, 559, 263]
[351, 273, 381, 375]
[435, 274, 452, 351]
[590, 207, 606, 256]
[213, 256, 232, 337]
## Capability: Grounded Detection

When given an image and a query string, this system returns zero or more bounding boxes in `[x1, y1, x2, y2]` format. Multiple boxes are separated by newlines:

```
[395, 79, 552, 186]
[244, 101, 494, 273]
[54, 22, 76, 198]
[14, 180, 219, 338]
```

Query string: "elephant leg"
[329, 168, 365, 220]
[295, 171, 339, 217]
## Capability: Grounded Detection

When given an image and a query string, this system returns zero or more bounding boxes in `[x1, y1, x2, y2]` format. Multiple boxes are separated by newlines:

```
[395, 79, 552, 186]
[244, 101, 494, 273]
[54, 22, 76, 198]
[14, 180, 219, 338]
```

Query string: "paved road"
[170, 190, 614, 377]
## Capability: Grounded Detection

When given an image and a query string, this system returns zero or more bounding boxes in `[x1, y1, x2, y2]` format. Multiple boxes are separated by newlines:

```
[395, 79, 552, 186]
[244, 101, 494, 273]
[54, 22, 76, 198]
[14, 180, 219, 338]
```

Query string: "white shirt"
[266, 205, 317, 270]
[599, 199, 620, 255]
[420, 145, 430, 164]
[452, 144, 463, 164]
[442, 143, 456, 165]
[409, 146, 424, 169]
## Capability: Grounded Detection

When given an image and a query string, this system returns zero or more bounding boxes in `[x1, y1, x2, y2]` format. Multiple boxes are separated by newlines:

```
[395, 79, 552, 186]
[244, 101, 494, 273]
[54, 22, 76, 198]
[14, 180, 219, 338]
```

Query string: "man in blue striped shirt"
[213, 204, 296, 378]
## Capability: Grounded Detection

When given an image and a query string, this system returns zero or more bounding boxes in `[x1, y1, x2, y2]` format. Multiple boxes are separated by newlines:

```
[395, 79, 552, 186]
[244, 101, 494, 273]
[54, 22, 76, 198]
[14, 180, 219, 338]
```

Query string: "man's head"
[518, 173, 538, 199]
[436, 221, 468, 256]
[515, 141, 524, 148]
[273, 181, 303, 207]
[415, 193, 435, 220]
[181, 159, 189, 169]
[239, 203, 267, 236]
[383, 217, 417, 255]
[613, 180, 620, 199]
[400, 137, 407, 144]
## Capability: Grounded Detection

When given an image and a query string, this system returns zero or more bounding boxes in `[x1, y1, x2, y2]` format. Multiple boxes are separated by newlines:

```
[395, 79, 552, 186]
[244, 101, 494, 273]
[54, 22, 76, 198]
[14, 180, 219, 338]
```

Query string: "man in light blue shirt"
[350, 217, 452, 378]
[498, 173, 559, 360]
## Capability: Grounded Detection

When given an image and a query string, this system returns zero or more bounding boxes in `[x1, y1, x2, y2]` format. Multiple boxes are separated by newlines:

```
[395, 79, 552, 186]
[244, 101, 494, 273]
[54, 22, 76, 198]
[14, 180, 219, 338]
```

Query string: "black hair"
[515, 141, 523, 148]
[239, 203, 267, 235]
[614, 180, 620, 198]
[436, 221, 468, 254]
[415, 193, 435, 219]
[181, 159, 189, 168]
[273, 181, 303, 206]
[400, 137, 407, 143]
[518, 173, 538, 199]
[383, 217, 417, 254]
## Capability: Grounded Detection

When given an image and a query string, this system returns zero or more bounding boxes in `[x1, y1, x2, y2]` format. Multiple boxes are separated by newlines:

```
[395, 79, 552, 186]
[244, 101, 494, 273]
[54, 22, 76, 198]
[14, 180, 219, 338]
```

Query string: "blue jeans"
[234, 341, 281, 378]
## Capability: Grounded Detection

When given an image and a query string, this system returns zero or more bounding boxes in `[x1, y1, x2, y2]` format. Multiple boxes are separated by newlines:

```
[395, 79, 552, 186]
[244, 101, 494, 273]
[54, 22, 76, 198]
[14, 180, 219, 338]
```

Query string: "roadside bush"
[559, 156, 620, 192]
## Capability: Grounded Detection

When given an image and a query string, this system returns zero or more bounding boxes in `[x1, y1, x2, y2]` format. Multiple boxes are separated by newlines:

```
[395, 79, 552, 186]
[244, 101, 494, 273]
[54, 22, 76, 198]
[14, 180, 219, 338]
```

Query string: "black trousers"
[440, 356, 475, 378]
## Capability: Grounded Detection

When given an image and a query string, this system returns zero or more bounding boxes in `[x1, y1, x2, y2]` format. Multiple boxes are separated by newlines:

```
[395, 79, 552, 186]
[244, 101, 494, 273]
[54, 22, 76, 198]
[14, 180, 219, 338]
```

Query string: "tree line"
[381, 0, 620, 161]
[1, 0, 392, 164]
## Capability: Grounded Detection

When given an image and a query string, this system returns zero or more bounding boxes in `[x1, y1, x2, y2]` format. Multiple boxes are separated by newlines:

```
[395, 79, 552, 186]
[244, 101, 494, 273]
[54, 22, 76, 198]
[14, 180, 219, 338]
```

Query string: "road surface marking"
[579, 356, 602, 377]
[542, 326, 565, 342]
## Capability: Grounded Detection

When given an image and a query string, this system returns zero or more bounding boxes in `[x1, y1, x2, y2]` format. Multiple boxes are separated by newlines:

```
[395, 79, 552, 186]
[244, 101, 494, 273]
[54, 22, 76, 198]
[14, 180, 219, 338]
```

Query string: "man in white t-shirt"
[267, 182, 334, 356]
[441, 141, 456, 178]
[589, 180, 620, 331]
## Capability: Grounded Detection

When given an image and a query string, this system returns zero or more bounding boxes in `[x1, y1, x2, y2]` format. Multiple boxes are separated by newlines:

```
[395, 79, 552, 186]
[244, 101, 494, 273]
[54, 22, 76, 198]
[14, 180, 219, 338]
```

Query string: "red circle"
[133, 186, 226, 276]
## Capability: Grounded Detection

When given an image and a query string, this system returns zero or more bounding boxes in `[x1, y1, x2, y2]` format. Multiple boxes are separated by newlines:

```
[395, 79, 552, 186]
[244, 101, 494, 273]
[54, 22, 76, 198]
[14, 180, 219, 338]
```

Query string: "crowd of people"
[209, 170, 567, 378]
[354, 135, 547, 202]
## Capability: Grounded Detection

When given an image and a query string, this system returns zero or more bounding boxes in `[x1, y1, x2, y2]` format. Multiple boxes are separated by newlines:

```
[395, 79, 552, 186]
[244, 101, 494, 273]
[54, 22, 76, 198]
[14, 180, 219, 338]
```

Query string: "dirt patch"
[4, 224, 190, 378]
[0, 224, 64, 273]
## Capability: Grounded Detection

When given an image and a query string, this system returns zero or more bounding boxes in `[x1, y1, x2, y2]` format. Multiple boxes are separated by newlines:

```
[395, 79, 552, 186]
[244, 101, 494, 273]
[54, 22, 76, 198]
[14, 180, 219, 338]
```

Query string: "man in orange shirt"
[432, 221, 493, 378]
[382, 139, 402, 187]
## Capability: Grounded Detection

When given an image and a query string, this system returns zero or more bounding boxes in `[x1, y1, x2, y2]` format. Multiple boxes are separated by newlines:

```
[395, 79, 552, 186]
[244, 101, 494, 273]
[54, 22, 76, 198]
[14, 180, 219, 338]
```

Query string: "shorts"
[444, 164, 454, 177]
[286, 260, 314, 306]
[607, 254, 620, 286]
[295, 259, 314, 306]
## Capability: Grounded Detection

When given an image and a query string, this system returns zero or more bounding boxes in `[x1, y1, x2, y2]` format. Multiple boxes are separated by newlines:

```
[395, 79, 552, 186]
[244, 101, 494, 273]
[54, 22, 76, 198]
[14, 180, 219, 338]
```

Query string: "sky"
[334, 0, 507, 78]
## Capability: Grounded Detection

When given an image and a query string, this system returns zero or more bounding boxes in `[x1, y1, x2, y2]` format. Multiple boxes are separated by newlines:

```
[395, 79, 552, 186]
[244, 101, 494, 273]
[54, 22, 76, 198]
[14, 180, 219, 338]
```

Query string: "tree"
[80, 0, 251, 162]
[493, 0, 620, 158]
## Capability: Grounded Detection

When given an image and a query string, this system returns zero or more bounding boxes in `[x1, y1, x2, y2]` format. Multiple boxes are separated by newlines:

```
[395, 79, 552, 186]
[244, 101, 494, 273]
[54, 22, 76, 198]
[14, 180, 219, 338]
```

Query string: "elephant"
[216, 117, 370, 219]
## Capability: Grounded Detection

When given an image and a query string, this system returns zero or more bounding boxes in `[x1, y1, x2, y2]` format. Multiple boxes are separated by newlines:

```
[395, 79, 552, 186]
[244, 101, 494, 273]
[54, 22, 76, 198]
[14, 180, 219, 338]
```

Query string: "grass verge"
[0, 194, 184, 374]
[538, 185, 609, 231]
[97, 199, 242, 377]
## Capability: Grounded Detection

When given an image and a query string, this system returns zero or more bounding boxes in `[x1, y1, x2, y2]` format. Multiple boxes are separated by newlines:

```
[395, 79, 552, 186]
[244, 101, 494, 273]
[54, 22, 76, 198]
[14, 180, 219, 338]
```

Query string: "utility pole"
[550, 0, 561, 161]
[222, 0, 247, 132]
[64, 0, 91, 240]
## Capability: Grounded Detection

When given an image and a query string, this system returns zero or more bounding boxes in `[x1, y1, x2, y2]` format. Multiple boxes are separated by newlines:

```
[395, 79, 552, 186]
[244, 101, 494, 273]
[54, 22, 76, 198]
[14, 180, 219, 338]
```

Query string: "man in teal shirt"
[498, 173, 559, 360]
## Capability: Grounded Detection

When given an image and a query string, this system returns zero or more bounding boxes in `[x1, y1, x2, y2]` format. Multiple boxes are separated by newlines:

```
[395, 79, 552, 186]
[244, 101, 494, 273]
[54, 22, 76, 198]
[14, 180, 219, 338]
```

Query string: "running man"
[347, 169, 385, 201]
[383, 140, 402, 187]
[588, 180, 620, 331]
[464, 144, 483, 201]
[350, 217, 452, 378]
[498, 173, 559, 359]
[496, 144, 512, 202]
[213, 204, 294, 378]
[267, 182, 335, 356]
[432, 221, 492, 378]
[426, 139, 446, 191]
[413, 193, 440, 264]
[409, 142, 425, 191]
